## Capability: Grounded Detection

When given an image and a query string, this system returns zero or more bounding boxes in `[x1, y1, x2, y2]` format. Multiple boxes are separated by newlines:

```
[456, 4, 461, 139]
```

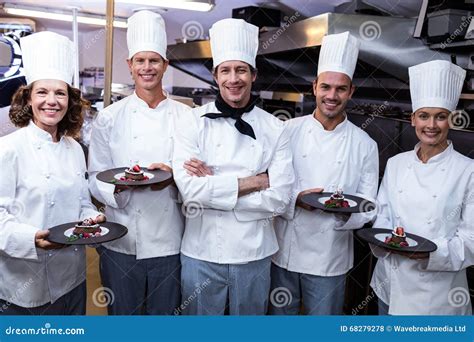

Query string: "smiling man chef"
[173, 18, 294, 315]
[88, 11, 190, 315]
[269, 32, 379, 315]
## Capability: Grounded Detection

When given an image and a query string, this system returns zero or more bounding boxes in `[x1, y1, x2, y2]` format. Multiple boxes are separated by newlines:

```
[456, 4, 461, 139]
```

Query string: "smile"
[139, 74, 156, 80]
[41, 108, 60, 114]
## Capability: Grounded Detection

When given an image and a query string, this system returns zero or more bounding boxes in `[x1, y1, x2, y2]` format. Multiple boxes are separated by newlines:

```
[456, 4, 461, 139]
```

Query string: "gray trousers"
[268, 263, 346, 315]
[179, 254, 272, 315]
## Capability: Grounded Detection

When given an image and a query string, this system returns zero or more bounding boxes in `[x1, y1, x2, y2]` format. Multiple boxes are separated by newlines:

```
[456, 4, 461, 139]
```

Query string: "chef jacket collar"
[413, 140, 453, 164]
[310, 110, 348, 133]
[132, 91, 170, 111]
[26, 120, 66, 144]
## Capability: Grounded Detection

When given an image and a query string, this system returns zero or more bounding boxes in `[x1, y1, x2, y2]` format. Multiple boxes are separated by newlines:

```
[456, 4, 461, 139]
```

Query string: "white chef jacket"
[88, 92, 189, 259]
[370, 142, 474, 315]
[272, 114, 379, 276]
[0, 122, 101, 307]
[173, 102, 295, 264]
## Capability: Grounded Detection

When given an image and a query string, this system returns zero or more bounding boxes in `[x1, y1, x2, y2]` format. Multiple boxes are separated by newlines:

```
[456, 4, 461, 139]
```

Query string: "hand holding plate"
[148, 163, 175, 190]
[296, 188, 324, 211]
[36, 230, 66, 250]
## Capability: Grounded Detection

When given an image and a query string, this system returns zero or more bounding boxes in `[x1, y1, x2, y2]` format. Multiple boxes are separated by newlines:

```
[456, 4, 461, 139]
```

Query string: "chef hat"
[409, 60, 466, 112]
[20, 31, 74, 85]
[210, 18, 259, 69]
[127, 10, 167, 60]
[317, 31, 360, 80]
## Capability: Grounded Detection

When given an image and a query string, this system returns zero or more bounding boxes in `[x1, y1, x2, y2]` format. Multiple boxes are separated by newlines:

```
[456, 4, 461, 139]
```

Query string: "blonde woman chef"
[371, 60, 473, 315]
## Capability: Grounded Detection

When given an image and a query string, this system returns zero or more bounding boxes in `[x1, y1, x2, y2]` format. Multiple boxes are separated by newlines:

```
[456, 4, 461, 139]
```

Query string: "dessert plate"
[300, 192, 375, 213]
[356, 228, 437, 253]
[96, 167, 172, 187]
[47, 221, 128, 245]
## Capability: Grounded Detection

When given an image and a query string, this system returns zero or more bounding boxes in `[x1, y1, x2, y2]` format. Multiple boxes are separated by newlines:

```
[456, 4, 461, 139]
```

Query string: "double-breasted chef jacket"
[371, 142, 474, 315]
[88, 92, 190, 259]
[273, 114, 379, 276]
[0, 122, 101, 307]
[173, 102, 295, 264]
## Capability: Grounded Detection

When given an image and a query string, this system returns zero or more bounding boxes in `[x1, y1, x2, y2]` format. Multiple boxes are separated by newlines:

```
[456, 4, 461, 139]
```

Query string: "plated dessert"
[120, 164, 149, 181]
[384, 226, 409, 248]
[67, 218, 103, 242]
[324, 189, 350, 208]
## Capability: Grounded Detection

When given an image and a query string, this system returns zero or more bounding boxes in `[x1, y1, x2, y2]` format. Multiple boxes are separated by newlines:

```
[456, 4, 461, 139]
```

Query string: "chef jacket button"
[395, 215, 400, 219]
[37, 145, 41, 150]
[133, 136, 138, 139]
[217, 144, 221, 147]
[45, 174, 50, 179]
[308, 130, 312, 134]
[74, 247, 78, 252]
[427, 220, 432, 224]
[133, 110, 137, 113]
[77, 171, 81, 176]
[337, 160, 342, 164]
[79, 196, 83, 200]
[398, 189, 403, 193]
[48, 253, 52, 257]
[470, 234, 474, 240]
[441, 168, 445, 172]
[49, 201, 55, 206]
[136, 209, 141, 214]
[302, 154, 307, 158]
[392, 265, 397, 270]
[251, 144, 255, 148]
[432, 194, 437, 198]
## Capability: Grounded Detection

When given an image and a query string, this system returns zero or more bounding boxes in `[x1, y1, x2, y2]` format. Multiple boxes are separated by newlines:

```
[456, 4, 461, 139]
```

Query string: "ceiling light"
[116, 0, 214, 12]
[3, 5, 128, 28]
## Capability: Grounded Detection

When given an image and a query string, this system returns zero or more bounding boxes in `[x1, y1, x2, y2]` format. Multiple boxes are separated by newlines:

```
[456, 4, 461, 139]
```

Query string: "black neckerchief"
[202, 92, 259, 139]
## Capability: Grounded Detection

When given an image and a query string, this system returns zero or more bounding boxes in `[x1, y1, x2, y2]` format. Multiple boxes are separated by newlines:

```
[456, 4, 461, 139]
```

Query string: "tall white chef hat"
[210, 18, 259, 69]
[317, 31, 360, 80]
[127, 10, 167, 60]
[409, 60, 466, 112]
[20, 31, 74, 85]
